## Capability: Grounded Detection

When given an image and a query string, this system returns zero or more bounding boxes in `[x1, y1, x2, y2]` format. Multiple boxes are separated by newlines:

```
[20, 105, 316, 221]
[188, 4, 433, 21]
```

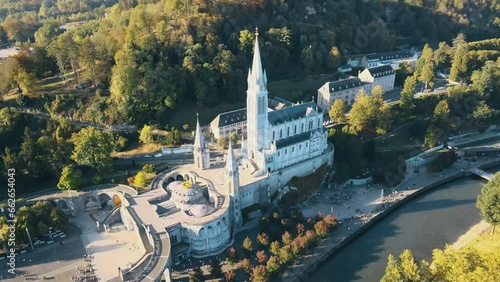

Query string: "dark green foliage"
[477, 173, 500, 234]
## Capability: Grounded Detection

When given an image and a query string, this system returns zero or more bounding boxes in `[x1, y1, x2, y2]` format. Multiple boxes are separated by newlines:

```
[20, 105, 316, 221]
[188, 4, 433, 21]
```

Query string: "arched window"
[287, 127, 290, 136]
[280, 129, 282, 139]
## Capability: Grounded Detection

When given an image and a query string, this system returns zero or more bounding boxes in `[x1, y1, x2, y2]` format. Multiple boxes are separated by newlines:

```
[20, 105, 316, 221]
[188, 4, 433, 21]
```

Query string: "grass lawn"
[112, 142, 164, 157]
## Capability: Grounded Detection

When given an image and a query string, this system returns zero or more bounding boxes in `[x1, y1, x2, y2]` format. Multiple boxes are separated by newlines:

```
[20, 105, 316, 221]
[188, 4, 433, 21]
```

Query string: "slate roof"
[275, 131, 311, 149]
[211, 108, 246, 128]
[268, 101, 319, 125]
[366, 65, 395, 78]
[365, 50, 413, 61]
[324, 77, 366, 93]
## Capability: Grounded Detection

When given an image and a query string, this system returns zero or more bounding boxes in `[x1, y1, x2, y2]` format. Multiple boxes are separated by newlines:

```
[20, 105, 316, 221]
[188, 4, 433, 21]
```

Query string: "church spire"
[251, 28, 264, 81]
[194, 113, 203, 149]
[226, 141, 237, 173]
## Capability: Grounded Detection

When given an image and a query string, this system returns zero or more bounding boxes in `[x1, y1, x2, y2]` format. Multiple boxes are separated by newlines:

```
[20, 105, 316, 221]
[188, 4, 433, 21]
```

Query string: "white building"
[358, 65, 396, 93]
[347, 50, 419, 69]
[210, 108, 247, 140]
[317, 77, 371, 110]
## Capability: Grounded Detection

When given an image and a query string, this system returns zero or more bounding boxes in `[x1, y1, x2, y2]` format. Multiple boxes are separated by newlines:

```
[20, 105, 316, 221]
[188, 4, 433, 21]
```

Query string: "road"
[383, 79, 449, 103]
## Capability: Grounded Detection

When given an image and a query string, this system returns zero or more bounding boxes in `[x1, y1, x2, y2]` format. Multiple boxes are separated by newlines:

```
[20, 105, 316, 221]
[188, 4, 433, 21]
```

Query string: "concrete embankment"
[280, 159, 500, 282]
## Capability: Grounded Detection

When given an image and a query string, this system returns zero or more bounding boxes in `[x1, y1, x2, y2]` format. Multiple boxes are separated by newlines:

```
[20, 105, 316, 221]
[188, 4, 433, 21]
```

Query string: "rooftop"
[322, 77, 367, 93]
[268, 101, 320, 125]
[275, 131, 311, 149]
[365, 65, 395, 78]
[365, 50, 413, 61]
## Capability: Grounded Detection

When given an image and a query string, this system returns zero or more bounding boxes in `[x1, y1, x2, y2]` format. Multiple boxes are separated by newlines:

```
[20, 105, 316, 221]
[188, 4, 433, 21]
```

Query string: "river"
[309, 171, 496, 282]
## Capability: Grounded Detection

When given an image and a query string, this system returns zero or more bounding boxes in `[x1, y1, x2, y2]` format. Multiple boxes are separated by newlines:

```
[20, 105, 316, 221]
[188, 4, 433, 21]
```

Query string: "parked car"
[144, 154, 152, 158]
[154, 153, 162, 157]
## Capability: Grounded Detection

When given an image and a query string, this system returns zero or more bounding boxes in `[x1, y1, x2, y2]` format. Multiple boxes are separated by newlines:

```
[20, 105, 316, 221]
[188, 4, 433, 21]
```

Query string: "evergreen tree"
[419, 44, 435, 89]
[450, 34, 469, 83]
[400, 75, 416, 112]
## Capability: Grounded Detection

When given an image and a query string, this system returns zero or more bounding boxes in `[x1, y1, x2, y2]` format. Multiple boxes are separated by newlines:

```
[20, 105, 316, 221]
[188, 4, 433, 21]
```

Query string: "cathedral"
[122, 29, 334, 270]
[191, 29, 334, 229]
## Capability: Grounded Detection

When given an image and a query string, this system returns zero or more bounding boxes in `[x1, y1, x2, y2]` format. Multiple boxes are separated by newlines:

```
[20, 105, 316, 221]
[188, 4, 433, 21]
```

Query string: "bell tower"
[246, 28, 269, 163]
[193, 113, 210, 170]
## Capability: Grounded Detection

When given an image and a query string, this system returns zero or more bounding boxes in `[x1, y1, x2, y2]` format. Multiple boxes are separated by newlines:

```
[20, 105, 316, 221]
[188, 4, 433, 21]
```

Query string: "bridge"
[469, 168, 494, 181]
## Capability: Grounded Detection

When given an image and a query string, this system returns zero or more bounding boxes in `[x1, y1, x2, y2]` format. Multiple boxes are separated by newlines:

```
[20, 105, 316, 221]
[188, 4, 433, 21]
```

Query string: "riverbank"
[279, 156, 500, 282]
[451, 220, 492, 250]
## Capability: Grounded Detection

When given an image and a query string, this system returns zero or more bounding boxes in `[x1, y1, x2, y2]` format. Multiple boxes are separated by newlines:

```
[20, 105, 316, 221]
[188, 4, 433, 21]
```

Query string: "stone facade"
[358, 65, 396, 93]
[317, 77, 372, 110]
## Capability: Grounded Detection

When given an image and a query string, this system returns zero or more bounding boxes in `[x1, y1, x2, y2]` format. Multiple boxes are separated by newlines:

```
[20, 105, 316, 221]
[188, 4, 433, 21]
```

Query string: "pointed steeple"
[226, 141, 237, 173]
[251, 28, 264, 81]
[194, 113, 203, 149]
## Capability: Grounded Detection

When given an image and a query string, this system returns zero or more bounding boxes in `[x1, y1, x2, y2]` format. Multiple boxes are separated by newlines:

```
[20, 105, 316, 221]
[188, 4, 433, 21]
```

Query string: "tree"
[281, 231, 292, 246]
[226, 247, 237, 265]
[301, 45, 315, 73]
[139, 125, 154, 143]
[224, 270, 236, 282]
[266, 255, 281, 275]
[182, 124, 190, 131]
[251, 265, 269, 282]
[314, 221, 329, 238]
[16, 69, 38, 95]
[167, 128, 182, 146]
[471, 101, 493, 129]
[209, 260, 222, 278]
[243, 236, 254, 253]
[327, 46, 341, 71]
[432, 100, 450, 123]
[241, 258, 252, 274]
[71, 127, 112, 172]
[19, 128, 46, 180]
[433, 42, 452, 69]
[424, 124, 443, 148]
[270, 241, 280, 256]
[323, 215, 336, 230]
[57, 165, 83, 190]
[256, 250, 268, 264]
[381, 249, 431, 282]
[471, 60, 499, 99]
[217, 137, 228, 149]
[329, 99, 346, 123]
[296, 223, 305, 236]
[189, 266, 204, 282]
[229, 133, 237, 145]
[278, 245, 294, 264]
[400, 75, 416, 112]
[450, 34, 469, 83]
[257, 233, 269, 246]
[418, 44, 435, 89]
[134, 171, 147, 187]
[476, 173, 500, 234]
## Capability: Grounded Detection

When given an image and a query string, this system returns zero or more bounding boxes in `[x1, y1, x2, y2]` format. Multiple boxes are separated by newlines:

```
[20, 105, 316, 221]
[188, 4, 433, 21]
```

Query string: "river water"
[309, 171, 496, 282]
